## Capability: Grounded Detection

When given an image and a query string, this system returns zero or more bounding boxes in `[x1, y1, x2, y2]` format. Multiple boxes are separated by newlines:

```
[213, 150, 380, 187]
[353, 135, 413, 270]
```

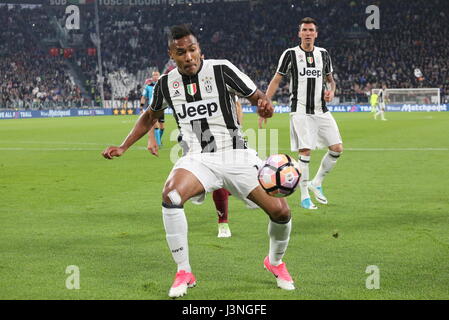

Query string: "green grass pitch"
[1, 111, 448, 300]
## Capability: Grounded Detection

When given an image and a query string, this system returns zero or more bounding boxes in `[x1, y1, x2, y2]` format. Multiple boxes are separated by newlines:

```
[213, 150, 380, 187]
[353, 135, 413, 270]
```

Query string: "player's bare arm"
[266, 73, 284, 101]
[247, 89, 274, 119]
[235, 100, 243, 125]
[147, 125, 159, 157]
[259, 73, 283, 127]
[324, 73, 336, 102]
[140, 95, 146, 108]
[102, 109, 163, 159]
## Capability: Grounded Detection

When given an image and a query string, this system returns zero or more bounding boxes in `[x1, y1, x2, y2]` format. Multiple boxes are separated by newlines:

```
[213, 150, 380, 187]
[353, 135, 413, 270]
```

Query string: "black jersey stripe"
[190, 118, 217, 153]
[222, 65, 254, 97]
[180, 73, 218, 153]
[182, 74, 202, 103]
[160, 75, 173, 107]
[278, 50, 292, 75]
[149, 78, 165, 111]
[289, 50, 299, 113]
[305, 51, 316, 114]
[320, 50, 329, 113]
[213, 65, 247, 150]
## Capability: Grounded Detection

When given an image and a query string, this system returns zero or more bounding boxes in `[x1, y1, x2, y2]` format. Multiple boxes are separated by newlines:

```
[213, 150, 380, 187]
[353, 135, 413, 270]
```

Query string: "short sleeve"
[276, 49, 292, 75]
[324, 50, 333, 75]
[148, 79, 168, 111]
[221, 60, 257, 97]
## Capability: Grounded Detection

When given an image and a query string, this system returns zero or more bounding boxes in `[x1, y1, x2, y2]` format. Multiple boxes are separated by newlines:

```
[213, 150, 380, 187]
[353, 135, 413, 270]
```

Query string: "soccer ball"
[258, 154, 301, 198]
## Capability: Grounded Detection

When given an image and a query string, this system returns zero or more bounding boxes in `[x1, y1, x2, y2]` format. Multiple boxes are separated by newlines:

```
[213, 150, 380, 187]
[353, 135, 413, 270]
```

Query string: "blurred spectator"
[1, 0, 448, 108]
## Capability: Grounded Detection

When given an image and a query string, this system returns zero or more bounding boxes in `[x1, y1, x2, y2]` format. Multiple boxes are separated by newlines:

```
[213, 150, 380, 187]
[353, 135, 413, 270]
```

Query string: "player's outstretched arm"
[265, 73, 283, 101]
[140, 95, 147, 109]
[147, 126, 159, 157]
[259, 73, 283, 127]
[247, 89, 274, 119]
[102, 109, 163, 159]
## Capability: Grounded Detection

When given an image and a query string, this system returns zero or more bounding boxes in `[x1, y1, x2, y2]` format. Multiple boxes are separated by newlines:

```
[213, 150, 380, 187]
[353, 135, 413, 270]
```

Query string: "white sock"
[375, 110, 381, 119]
[162, 204, 191, 273]
[268, 218, 292, 266]
[312, 150, 340, 186]
[298, 155, 311, 201]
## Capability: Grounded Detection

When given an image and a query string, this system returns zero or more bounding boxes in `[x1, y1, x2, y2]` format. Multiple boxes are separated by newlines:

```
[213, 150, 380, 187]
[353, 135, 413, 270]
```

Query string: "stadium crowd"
[1, 0, 448, 109]
[0, 5, 83, 109]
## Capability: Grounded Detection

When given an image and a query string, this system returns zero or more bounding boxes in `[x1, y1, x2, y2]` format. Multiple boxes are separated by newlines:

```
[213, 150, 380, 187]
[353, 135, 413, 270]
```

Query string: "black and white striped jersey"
[378, 89, 384, 103]
[276, 45, 333, 114]
[149, 59, 257, 154]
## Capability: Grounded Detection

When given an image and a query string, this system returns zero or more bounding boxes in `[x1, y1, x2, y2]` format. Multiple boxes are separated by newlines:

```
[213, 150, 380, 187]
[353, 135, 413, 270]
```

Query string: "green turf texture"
[1, 112, 448, 300]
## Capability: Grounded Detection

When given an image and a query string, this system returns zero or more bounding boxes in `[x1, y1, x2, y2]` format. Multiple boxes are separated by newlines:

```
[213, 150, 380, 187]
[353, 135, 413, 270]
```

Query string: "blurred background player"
[265, 17, 343, 210]
[370, 90, 379, 114]
[375, 86, 388, 121]
[141, 71, 165, 147]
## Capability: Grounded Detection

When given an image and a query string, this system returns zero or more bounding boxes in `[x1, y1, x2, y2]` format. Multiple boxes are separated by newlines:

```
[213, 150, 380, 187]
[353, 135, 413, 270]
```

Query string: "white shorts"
[170, 149, 264, 203]
[290, 112, 342, 151]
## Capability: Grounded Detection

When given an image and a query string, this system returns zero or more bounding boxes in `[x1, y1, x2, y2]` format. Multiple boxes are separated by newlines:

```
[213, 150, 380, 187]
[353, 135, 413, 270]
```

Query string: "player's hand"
[147, 141, 159, 157]
[324, 90, 334, 102]
[258, 116, 268, 129]
[102, 146, 126, 159]
[257, 98, 273, 118]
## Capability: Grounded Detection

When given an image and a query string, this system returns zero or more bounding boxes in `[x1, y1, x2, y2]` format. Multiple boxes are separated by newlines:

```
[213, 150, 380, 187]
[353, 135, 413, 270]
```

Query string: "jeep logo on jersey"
[299, 67, 322, 78]
[176, 99, 220, 121]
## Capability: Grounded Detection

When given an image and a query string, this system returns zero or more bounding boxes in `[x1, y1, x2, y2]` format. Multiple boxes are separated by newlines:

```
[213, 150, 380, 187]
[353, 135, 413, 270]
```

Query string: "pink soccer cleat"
[168, 270, 197, 298]
[263, 256, 295, 290]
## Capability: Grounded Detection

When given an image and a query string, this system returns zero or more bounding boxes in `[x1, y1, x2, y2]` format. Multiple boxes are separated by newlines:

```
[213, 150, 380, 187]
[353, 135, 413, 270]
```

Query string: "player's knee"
[269, 204, 291, 223]
[162, 187, 183, 207]
[299, 149, 311, 156]
[329, 144, 343, 154]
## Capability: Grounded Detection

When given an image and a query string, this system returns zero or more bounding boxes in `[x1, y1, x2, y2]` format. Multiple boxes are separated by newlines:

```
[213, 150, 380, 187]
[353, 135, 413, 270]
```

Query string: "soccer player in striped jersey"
[147, 72, 255, 239]
[266, 17, 343, 210]
[375, 87, 388, 121]
[103, 25, 295, 297]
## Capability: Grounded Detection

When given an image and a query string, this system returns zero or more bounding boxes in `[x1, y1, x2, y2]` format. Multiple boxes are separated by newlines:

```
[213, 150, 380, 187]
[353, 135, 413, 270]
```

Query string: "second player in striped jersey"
[266, 17, 344, 210]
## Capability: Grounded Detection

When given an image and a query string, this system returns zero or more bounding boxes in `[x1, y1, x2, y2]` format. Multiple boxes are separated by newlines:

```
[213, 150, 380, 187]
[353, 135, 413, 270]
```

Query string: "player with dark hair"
[266, 17, 343, 210]
[103, 24, 295, 298]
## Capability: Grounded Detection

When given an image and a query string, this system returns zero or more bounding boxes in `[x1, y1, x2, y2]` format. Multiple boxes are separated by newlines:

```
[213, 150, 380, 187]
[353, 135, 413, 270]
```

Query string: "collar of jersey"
[298, 45, 315, 53]
[177, 59, 204, 77]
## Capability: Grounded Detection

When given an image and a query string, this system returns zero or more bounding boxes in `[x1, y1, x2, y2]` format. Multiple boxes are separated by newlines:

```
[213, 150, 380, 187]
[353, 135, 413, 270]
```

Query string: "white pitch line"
[0, 147, 148, 151]
[0, 141, 108, 146]
[0, 147, 447, 152]
[254, 147, 449, 152]
[346, 147, 449, 151]
[2, 142, 448, 152]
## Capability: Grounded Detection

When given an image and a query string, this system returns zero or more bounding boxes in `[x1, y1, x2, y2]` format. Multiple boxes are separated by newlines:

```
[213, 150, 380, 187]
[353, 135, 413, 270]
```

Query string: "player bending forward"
[102, 25, 295, 298]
